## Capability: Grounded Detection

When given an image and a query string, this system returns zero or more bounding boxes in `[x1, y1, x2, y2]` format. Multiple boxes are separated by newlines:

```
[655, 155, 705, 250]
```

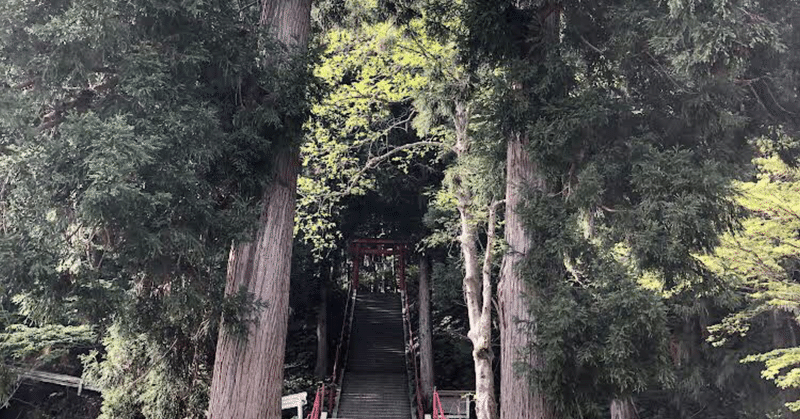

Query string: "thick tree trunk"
[452, 101, 499, 419]
[418, 256, 435, 409]
[208, 1, 311, 417]
[498, 3, 561, 418]
[610, 397, 639, 419]
[499, 134, 554, 419]
[314, 278, 328, 378]
[773, 310, 798, 349]
[209, 148, 300, 419]
[259, 0, 312, 47]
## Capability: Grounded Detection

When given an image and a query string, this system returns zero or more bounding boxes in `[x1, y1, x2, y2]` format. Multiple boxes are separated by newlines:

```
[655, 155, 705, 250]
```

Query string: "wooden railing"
[9, 367, 311, 418]
[8, 367, 100, 395]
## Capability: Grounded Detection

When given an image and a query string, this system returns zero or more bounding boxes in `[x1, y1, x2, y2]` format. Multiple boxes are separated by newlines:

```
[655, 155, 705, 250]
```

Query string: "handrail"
[432, 389, 448, 419]
[307, 387, 323, 419]
[400, 289, 425, 419]
[328, 284, 358, 416]
[329, 282, 351, 386]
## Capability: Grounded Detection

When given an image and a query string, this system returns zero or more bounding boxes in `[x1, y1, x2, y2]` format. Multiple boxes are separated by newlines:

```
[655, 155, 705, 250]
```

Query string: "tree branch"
[580, 35, 605, 54]
[481, 199, 504, 318]
[341, 140, 453, 196]
[645, 51, 689, 93]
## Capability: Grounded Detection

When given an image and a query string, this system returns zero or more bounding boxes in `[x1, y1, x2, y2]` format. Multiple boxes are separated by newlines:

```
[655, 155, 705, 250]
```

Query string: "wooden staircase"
[336, 293, 411, 419]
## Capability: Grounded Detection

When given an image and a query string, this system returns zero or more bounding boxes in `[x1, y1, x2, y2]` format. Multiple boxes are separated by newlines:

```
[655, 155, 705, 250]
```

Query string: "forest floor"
[0, 381, 101, 419]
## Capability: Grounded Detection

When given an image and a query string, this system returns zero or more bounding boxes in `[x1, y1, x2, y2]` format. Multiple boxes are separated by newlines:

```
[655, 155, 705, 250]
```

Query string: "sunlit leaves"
[298, 15, 456, 255]
[702, 153, 800, 409]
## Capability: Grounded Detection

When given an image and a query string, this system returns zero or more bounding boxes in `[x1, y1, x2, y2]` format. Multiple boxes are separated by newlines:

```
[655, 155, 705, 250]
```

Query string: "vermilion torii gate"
[347, 238, 409, 291]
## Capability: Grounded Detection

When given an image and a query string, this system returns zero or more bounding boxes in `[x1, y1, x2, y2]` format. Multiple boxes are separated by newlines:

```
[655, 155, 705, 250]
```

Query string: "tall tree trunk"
[208, 1, 311, 418]
[452, 100, 499, 419]
[498, 134, 554, 419]
[259, 0, 312, 47]
[499, 4, 561, 419]
[315, 274, 329, 378]
[208, 148, 300, 419]
[610, 397, 639, 419]
[418, 256, 435, 410]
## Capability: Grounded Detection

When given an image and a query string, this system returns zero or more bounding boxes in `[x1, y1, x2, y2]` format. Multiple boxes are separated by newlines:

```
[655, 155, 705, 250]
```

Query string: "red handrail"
[330, 283, 352, 384]
[432, 389, 448, 419]
[306, 385, 323, 419]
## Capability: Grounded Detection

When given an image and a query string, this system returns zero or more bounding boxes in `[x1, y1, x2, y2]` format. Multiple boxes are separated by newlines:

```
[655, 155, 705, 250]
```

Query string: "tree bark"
[208, 1, 311, 417]
[418, 256, 435, 409]
[498, 3, 561, 418]
[610, 397, 639, 419]
[259, 0, 312, 47]
[208, 148, 300, 419]
[498, 134, 554, 419]
[452, 100, 499, 419]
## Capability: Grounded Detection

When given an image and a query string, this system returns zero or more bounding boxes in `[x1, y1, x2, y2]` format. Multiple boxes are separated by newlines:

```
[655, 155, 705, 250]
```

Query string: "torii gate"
[348, 238, 409, 291]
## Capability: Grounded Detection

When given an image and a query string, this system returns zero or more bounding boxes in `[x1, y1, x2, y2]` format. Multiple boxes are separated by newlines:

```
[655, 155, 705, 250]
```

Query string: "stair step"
[337, 293, 411, 419]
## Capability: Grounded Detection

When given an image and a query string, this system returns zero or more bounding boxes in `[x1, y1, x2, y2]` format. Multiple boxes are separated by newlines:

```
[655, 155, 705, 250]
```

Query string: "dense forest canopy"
[0, 0, 799, 418]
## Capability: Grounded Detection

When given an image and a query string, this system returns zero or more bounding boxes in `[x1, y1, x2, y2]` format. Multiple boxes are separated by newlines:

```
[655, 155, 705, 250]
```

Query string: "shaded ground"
[0, 381, 101, 419]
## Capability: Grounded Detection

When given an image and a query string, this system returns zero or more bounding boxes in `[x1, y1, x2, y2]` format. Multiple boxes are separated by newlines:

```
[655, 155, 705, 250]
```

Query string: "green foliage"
[0, 322, 96, 407]
[0, 0, 312, 416]
[457, 0, 799, 416]
[0, 0, 796, 418]
[82, 323, 209, 419]
[300, 13, 451, 254]
[702, 151, 800, 411]
[0, 363, 15, 408]
[0, 324, 95, 364]
[528, 238, 674, 417]
[429, 257, 477, 390]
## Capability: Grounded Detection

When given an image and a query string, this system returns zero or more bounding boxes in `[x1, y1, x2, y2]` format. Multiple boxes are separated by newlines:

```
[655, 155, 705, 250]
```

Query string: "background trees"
[703, 144, 800, 413]
[458, 0, 799, 418]
[0, 0, 798, 418]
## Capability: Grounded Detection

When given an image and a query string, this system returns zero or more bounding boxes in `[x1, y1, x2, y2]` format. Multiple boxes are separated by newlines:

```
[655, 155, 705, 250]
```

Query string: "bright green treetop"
[703, 145, 800, 411]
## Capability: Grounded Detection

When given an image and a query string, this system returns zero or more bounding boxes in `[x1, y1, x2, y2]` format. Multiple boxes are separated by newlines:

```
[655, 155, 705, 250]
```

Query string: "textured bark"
[314, 280, 328, 378]
[498, 3, 561, 418]
[610, 397, 639, 419]
[418, 256, 435, 409]
[209, 148, 300, 419]
[452, 100, 499, 419]
[259, 0, 312, 47]
[208, 2, 311, 416]
[773, 310, 798, 349]
[499, 134, 554, 419]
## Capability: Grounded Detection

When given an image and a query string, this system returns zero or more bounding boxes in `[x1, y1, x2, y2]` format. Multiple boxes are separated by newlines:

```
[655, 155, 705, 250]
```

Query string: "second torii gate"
[348, 238, 409, 291]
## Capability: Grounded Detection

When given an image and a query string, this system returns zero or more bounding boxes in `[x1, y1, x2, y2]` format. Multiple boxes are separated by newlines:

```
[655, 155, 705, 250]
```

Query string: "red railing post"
[328, 281, 356, 416]
[398, 245, 406, 291]
[432, 389, 448, 419]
